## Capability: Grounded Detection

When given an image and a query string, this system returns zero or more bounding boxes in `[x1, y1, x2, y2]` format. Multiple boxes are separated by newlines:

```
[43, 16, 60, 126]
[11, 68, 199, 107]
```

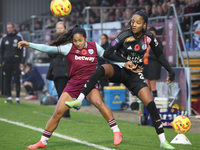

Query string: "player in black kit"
[66, 11, 175, 149]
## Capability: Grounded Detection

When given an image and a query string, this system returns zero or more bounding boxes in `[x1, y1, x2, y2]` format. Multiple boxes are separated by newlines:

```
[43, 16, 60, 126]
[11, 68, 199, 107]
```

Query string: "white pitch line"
[0, 118, 115, 150]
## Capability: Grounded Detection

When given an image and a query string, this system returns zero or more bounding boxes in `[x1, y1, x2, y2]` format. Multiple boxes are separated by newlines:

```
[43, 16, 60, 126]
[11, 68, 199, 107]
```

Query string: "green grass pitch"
[0, 98, 199, 150]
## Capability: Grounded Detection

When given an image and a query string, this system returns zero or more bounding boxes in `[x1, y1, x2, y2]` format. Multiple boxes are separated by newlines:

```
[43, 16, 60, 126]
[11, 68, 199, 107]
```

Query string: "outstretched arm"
[18, 41, 71, 55]
[18, 41, 59, 54]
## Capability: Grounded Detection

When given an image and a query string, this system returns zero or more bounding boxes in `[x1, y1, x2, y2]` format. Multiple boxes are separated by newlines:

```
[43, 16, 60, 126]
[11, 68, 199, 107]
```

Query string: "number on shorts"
[138, 73, 144, 79]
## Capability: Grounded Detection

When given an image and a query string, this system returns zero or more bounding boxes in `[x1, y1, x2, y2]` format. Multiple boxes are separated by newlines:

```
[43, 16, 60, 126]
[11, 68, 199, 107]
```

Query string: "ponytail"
[49, 24, 80, 46]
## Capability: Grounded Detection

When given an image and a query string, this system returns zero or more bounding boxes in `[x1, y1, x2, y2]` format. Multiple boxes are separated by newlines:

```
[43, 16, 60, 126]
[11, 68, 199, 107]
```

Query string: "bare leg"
[86, 89, 114, 121]
[45, 92, 73, 132]
[28, 92, 74, 149]
[86, 88, 122, 146]
[149, 80, 157, 91]
[137, 86, 153, 106]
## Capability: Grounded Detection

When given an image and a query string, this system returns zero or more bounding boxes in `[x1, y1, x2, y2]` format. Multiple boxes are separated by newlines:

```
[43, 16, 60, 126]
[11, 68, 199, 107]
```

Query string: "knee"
[92, 99, 104, 108]
[52, 111, 63, 120]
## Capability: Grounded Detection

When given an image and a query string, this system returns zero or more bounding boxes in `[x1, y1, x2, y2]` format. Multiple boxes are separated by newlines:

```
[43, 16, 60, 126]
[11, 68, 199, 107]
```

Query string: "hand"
[166, 72, 175, 84]
[18, 41, 29, 49]
[124, 61, 137, 71]
[20, 64, 24, 70]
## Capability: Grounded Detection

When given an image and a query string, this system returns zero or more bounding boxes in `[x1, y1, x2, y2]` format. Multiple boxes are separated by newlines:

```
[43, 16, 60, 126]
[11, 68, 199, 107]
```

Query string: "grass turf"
[0, 98, 199, 150]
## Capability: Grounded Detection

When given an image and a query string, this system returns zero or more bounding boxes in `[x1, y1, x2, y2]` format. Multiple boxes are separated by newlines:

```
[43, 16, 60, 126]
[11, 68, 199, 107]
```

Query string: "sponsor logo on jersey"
[142, 44, 147, 50]
[158, 124, 163, 129]
[75, 55, 95, 62]
[75, 50, 80, 53]
[5, 40, 9, 45]
[127, 46, 132, 50]
[88, 49, 94, 55]
[84, 83, 87, 88]
[154, 38, 159, 47]
[111, 37, 119, 46]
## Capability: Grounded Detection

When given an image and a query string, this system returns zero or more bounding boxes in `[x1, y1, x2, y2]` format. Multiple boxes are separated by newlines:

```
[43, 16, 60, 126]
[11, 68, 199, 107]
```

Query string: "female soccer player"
[66, 11, 175, 149]
[18, 25, 122, 149]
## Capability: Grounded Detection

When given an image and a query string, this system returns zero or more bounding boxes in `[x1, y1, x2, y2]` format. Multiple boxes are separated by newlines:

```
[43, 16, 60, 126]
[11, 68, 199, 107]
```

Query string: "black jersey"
[0, 30, 26, 64]
[104, 29, 174, 77]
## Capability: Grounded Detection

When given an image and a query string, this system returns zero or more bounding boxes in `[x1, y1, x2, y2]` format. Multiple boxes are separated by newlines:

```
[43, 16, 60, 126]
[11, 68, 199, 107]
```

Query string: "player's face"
[7, 24, 15, 34]
[100, 35, 107, 45]
[56, 24, 66, 35]
[73, 33, 86, 50]
[131, 14, 146, 35]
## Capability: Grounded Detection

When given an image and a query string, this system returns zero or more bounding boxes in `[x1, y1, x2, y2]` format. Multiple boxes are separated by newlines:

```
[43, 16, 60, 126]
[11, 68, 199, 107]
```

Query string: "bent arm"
[103, 30, 131, 62]
[150, 37, 175, 81]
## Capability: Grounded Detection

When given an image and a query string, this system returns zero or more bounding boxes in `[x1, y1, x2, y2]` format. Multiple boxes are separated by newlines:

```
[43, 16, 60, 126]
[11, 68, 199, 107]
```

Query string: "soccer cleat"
[160, 141, 175, 149]
[65, 99, 81, 110]
[28, 141, 46, 149]
[25, 95, 37, 100]
[16, 97, 20, 104]
[5, 97, 12, 103]
[114, 131, 122, 146]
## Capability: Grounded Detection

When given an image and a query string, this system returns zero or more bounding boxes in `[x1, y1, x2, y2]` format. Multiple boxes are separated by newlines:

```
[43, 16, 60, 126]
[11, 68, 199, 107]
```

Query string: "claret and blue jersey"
[29, 41, 104, 80]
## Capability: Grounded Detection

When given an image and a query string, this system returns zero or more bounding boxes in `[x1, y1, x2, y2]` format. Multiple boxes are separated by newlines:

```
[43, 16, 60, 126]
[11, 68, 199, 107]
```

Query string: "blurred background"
[0, 0, 200, 118]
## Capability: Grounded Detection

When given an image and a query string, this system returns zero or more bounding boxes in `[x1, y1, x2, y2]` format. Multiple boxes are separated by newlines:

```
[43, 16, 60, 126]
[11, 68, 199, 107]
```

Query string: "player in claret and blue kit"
[18, 25, 122, 149]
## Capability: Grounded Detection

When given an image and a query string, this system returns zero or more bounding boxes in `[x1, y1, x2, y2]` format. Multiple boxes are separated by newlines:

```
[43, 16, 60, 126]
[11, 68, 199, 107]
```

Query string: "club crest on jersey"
[14, 39, 18, 43]
[111, 37, 119, 46]
[142, 44, 148, 50]
[88, 49, 94, 55]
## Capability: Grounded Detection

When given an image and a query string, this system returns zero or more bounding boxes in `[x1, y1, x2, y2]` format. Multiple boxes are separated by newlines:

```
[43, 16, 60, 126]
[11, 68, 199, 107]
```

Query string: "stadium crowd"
[10, 0, 200, 33]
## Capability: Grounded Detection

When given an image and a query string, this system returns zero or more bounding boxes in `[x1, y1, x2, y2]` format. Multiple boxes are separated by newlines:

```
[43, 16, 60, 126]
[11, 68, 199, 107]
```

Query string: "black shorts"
[109, 64, 147, 96]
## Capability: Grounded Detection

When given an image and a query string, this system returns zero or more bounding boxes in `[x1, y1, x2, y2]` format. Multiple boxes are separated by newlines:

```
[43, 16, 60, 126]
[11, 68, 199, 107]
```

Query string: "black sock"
[152, 90, 157, 97]
[24, 85, 34, 95]
[146, 101, 164, 135]
[81, 66, 105, 96]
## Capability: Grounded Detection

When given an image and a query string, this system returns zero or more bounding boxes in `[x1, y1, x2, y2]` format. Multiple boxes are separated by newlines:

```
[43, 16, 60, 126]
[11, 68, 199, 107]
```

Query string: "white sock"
[15, 97, 19, 101]
[77, 93, 85, 104]
[111, 125, 120, 133]
[7, 97, 12, 100]
[158, 133, 166, 143]
[40, 135, 49, 145]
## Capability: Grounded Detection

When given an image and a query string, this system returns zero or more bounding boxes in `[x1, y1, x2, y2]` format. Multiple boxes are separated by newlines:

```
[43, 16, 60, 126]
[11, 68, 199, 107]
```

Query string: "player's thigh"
[137, 86, 153, 106]
[102, 64, 115, 78]
[55, 92, 73, 113]
[86, 89, 104, 107]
